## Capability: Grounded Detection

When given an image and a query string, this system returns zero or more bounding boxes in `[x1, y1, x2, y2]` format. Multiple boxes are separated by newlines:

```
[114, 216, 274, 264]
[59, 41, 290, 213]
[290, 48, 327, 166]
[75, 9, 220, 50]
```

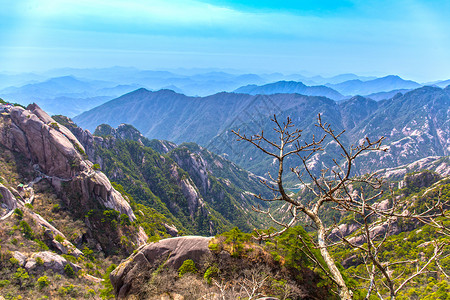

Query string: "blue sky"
[0, 0, 449, 81]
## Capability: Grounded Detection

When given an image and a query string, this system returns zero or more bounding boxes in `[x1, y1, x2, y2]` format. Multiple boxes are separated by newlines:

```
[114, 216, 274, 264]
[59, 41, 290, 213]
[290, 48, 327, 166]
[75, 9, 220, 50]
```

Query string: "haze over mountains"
[3, 67, 450, 183]
[233, 75, 426, 100]
[0, 76, 142, 116]
[2, 67, 449, 118]
[234, 81, 346, 100]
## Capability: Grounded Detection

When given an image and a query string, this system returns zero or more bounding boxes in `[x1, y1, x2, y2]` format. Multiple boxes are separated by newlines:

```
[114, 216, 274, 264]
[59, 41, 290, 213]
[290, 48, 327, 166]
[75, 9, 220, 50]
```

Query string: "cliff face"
[0, 104, 148, 256]
[0, 104, 136, 222]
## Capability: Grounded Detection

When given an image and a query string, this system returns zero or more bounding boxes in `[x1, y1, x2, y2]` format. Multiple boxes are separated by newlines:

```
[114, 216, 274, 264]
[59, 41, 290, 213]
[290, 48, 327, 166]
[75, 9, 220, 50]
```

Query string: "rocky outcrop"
[1, 180, 84, 256]
[169, 164, 205, 217]
[342, 254, 363, 268]
[0, 183, 21, 219]
[0, 104, 136, 221]
[13, 250, 81, 275]
[110, 236, 213, 298]
[404, 171, 441, 191]
[163, 223, 179, 237]
[382, 156, 450, 180]
[171, 151, 211, 195]
[328, 222, 359, 242]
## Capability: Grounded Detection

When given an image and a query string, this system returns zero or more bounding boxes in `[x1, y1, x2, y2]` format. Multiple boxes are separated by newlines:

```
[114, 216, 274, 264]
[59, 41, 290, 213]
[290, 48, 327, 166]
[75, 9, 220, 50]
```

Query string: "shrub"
[52, 204, 60, 212]
[36, 257, 44, 265]
[25, 203, 33, 210]
[36, 276, 50, 289]
[208, 241, 220, 252]
[74, 143, 86, 156]
[64, 264, 75, 277]
[99, 264, 117, 299]
[119, 213, 131, 226]
[58, 284, 77, 297]
[19, 220, 34, 239]
[14, 208, 23, 219]
[204, 266, 218, 284]
[55, 234, 64, 243]
[178, 259, 198, 277]
[103, 209, 119, 221]
[221, 227, 251, 257]
[13, 267, 29, 286]
[33, 239, 49, 251]
[86, 289, 96, 297]
[9, 257, 19, 265]
[85, 209, 94, 218]
[82, 246, 95, 262]
[92, 164, 101, 170]
[0, 279, 10, 287]
[62, 254, 77, 263]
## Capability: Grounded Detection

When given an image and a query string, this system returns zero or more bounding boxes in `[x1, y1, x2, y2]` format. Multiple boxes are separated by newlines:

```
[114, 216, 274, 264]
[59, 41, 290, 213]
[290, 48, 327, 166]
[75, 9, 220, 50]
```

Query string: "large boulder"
[0, 183, 19, 212]
[25, 251, 81, 274]
[14, 250, 81, 275]
[110, 236, 212, 298]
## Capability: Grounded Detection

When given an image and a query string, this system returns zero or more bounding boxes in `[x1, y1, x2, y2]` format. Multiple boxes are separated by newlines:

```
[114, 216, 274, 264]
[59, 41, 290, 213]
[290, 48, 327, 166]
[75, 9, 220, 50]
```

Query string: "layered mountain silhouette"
[0, 76, 142, 116]
[325, 75, 421, 95]
[233, 80, 345, 100]
[74, 85, 450, 181]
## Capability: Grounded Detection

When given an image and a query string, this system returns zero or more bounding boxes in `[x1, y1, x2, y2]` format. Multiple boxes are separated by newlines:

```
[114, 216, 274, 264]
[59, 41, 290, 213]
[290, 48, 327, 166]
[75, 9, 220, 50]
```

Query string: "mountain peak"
[233, 80, 344, 100]
[132, 87, 151, 94]
[382, 75, 402, 80]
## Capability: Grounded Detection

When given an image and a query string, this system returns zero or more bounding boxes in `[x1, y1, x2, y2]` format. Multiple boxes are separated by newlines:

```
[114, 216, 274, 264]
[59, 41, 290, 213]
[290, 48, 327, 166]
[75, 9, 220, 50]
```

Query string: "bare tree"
[232, 115, 449, 299]
[337, 188, 447, 300]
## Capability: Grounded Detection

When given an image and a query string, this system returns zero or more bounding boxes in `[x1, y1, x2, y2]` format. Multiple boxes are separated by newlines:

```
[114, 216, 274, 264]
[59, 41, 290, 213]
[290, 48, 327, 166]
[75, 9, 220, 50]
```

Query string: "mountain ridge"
[74, 85, 449, 183]
[233, 80, 346, 100]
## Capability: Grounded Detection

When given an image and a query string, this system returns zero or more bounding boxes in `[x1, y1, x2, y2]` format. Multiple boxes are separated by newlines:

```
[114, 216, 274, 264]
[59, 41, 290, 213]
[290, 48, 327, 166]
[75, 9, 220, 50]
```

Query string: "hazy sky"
[1, 0, 449, 81]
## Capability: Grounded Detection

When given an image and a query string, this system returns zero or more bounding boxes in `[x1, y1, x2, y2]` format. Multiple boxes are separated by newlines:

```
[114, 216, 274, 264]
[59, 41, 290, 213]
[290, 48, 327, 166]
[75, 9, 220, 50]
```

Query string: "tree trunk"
[316, 217, 353, 299]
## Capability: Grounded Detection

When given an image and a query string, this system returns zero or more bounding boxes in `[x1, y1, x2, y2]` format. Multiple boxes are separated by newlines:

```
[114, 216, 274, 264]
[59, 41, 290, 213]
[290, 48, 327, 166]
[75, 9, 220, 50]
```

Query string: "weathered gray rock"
[23, 251, 81, 275]
[163, 223, 179, 237]
[0, 183, 19, 213]
[171, 151, 211, 195]
[342, 254, 363, 268]
[13, 251, 27, 267]
[169, 164, 205, 217]
[110, 236, 212, 298]
[27, 104, 86, 154]
[328, 222, 359, 241]
[347, 219, 412, 246]
[0, 104, 137, 222]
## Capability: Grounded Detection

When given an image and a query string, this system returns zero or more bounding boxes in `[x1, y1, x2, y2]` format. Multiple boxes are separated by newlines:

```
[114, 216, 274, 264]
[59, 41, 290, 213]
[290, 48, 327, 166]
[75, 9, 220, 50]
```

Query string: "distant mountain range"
[325, 75, 421, 95]
[234, 80, 346, 100]
[432, 79, 450, 88]
[232, 75, 424, 100]
[2, 68, 449, 117]
[40, 67, 268, 97]
[74, 85, 450, 183]
[0, 76, 142, 116]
